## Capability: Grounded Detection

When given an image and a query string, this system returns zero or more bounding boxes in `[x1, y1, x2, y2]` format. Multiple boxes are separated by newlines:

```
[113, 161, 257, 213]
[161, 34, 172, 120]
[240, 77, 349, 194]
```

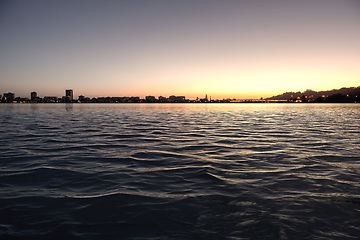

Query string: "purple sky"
[1, 0, 359, 99]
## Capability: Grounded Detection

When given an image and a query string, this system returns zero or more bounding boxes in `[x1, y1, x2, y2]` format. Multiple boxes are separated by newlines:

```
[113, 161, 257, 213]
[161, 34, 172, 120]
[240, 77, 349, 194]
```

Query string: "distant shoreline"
[1, 101, 358, 104]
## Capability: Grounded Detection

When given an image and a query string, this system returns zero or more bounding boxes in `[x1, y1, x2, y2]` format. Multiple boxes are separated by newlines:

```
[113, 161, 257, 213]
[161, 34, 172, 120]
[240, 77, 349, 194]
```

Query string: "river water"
[1, 103, 359, 239]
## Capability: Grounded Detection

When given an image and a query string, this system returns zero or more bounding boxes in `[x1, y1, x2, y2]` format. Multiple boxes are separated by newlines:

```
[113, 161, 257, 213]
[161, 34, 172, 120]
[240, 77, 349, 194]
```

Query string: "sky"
[1, 0, 359, 99]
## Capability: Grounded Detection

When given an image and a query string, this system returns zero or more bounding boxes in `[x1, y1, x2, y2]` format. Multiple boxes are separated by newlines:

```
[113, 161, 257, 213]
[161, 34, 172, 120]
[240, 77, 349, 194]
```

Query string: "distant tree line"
[312, 94, 359, 103]
[267, 86, 360, 103]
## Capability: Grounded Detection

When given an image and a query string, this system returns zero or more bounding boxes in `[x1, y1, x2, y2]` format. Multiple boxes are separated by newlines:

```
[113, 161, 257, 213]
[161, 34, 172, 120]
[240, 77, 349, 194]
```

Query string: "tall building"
[65, 89, 73, 102]
[31, 91, 37, 101]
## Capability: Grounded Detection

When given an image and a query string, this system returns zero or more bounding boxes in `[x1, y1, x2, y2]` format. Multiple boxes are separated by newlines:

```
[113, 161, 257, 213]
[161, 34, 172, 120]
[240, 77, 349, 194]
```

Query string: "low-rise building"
[3, 92, 15, 103]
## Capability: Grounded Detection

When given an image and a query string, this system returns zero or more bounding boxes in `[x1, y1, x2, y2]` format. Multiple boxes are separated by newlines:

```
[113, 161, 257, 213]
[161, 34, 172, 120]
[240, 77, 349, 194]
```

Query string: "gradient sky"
[1, 0, 359, 99]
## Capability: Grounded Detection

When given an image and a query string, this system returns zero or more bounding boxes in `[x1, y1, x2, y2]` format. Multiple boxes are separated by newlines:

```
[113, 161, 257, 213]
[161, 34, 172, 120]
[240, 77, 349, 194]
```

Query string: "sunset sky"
[1, 0, 359, 99]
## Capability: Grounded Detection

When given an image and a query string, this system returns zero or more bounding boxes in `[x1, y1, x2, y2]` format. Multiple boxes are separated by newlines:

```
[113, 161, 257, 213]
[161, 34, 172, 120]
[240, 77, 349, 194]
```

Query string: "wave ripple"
[1, 103, 360, 239]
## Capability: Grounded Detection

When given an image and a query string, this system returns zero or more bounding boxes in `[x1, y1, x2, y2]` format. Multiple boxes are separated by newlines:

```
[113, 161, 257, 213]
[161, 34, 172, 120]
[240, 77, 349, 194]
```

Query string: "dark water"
[1, 103, 359, 239]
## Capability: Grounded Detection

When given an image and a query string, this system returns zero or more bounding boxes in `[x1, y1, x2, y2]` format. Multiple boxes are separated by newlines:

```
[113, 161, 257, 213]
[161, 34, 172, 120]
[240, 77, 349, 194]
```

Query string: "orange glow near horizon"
[80, 65, 359, 100]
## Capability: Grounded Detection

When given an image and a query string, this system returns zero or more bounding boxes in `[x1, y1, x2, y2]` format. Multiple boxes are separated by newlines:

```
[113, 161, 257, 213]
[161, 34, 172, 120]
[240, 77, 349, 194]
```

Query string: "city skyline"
[1, 0, 359, 99]
[0, 88, 209, 103]
[2, 85, 359, 103]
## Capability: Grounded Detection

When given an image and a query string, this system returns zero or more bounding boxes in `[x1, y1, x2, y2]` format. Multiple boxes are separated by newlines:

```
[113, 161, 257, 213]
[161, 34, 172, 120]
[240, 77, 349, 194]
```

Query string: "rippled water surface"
[1, 103, 360, 239]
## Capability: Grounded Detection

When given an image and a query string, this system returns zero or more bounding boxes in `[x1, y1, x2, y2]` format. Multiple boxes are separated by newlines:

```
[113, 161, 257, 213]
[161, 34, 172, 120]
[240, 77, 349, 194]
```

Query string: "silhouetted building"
[44, 96, 58, 103]
[31, 91, 37, 100]
[3, 92, 15, 103]
[158, 96, 167, 102]
[145, 96, 156, 102]
[15, 97, 29, 103]
[129, 97, 140, 103]
[78, 95, 84, 101]
[168, 95, 185, 102]
[200, 94, 209, 103]
[30, 91, 39, 102]
[65, 89, 73, 102]
[110, 97, 123, 103]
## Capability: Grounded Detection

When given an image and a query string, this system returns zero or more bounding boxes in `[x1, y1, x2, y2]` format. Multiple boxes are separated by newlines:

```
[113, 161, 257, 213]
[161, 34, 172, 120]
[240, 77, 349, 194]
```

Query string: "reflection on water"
[65, 103, 73, 111]
[0, 103, 359, 239]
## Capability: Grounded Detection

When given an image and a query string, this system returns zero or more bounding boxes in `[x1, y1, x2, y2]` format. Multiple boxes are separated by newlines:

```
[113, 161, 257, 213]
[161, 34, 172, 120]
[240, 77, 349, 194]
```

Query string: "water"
[0, 103, 359, 239]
